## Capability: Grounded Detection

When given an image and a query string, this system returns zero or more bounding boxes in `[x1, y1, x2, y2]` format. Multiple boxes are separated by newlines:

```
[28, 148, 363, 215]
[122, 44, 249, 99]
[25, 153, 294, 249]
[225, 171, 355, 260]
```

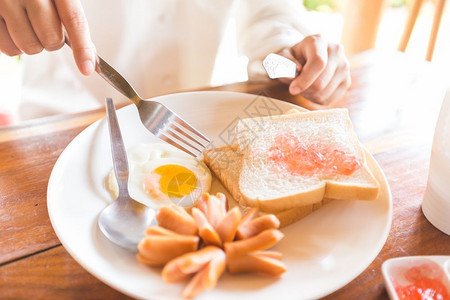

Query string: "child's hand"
[278, 34, 351, 105]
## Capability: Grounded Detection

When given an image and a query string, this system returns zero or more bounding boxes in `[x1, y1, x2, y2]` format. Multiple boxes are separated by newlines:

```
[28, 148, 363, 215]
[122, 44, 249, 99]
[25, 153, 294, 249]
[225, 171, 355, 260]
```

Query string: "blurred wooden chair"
[398, 0, 447, 61]
[341, 0, 386, 56]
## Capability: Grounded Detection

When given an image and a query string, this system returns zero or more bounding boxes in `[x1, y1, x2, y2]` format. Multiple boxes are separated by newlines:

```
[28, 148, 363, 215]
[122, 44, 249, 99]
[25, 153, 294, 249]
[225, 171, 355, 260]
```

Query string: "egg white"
[106, 143, 211, 209]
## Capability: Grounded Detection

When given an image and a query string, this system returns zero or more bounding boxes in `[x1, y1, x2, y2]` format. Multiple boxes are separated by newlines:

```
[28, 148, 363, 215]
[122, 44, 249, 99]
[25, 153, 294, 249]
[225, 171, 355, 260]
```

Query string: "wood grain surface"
[0, 50, 449, 300]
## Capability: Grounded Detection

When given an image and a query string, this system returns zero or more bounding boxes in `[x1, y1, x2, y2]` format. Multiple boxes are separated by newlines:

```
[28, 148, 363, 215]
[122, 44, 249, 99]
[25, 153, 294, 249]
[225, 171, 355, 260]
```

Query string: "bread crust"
[241, 186, 325, 213]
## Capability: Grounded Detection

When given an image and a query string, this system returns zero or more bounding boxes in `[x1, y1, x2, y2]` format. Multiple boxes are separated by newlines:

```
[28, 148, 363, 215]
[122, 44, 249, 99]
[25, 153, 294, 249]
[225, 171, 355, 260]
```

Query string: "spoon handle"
[105, 97, 130, 198]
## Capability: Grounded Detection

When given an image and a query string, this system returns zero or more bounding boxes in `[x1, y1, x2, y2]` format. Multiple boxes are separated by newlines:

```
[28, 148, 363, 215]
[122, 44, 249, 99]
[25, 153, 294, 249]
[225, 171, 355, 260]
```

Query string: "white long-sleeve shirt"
[19, 0, 309, 120]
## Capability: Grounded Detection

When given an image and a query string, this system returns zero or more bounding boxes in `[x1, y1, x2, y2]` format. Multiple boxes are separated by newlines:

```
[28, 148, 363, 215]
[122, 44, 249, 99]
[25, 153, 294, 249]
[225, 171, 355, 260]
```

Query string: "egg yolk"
[145, 164, 198, 198]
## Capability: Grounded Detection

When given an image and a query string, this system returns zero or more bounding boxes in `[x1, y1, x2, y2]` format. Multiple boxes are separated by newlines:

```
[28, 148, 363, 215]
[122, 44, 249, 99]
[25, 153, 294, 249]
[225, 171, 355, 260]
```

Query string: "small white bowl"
[382, 256, 450, 300]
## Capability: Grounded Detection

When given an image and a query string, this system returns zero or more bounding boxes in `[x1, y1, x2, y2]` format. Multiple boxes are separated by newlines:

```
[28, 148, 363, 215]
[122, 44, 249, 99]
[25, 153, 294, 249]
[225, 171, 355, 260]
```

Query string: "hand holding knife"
[261, 35, 351, 105]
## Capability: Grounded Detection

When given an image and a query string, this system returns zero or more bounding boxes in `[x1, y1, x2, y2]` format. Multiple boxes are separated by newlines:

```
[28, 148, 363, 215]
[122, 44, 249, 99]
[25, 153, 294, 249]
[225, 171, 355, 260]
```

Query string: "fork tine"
[172, 115, 210, 144]
[171, 122, 210, 149]
[163, 126, 206, 155]
[165, 127, 204, 153]
[158, 133, 199, 157]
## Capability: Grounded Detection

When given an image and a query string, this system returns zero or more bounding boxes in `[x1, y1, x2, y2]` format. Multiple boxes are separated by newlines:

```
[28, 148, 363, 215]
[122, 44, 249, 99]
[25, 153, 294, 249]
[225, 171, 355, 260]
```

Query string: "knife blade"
[263, 53, 298, 79]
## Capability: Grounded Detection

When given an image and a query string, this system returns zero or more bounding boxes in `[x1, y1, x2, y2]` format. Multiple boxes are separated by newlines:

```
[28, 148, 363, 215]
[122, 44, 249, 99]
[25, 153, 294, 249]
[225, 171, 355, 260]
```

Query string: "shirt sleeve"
[236, 0, 311, 80]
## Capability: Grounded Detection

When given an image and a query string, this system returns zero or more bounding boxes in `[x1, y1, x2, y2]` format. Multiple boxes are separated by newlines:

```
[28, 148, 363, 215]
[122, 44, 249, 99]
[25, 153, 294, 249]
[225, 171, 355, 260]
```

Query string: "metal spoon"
[98, 97, 156, 251]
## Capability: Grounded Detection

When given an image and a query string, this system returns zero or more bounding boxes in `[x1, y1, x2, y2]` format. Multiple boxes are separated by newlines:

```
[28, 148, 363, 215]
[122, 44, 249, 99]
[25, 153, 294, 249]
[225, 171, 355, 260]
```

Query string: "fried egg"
[106, 143, 211, 208]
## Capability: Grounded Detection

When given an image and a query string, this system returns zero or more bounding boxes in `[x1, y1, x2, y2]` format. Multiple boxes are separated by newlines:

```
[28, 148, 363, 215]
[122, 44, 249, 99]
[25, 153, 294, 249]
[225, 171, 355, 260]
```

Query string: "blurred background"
[1, 0, 449, 126]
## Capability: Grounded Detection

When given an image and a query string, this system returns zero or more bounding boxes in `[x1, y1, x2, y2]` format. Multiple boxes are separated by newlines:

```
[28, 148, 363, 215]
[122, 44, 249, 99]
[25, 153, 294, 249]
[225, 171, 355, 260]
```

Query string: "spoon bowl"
[98, 196, 156, 251]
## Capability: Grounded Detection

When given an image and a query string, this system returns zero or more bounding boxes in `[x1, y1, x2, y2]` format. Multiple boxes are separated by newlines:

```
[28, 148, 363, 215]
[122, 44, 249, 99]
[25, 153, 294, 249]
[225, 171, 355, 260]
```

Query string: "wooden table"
[1, 50, 449, 299]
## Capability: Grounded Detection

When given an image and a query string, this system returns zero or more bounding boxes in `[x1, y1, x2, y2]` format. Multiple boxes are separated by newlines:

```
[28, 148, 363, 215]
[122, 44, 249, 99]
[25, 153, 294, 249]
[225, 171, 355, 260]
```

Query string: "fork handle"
[95, 56, 141, 106]
[64, 34, 141, 106]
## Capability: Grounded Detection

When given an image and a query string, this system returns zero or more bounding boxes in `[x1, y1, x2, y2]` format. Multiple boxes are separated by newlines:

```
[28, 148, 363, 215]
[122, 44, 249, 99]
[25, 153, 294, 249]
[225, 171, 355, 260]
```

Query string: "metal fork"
[65, 38, 210, 157]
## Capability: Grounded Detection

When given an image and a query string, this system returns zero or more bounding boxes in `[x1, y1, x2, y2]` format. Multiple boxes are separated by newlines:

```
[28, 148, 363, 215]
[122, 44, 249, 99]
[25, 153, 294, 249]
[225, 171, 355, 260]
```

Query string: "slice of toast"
[234, 108, 379, 212]
[203, 144, 333, 228]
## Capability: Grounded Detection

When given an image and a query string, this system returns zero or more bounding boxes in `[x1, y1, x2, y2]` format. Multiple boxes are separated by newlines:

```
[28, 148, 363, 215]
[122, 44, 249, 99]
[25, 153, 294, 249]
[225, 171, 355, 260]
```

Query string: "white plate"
[47, 91, 392, 300]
